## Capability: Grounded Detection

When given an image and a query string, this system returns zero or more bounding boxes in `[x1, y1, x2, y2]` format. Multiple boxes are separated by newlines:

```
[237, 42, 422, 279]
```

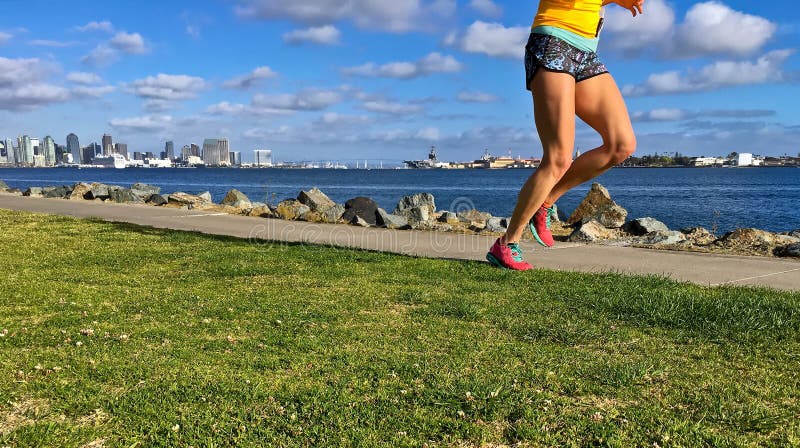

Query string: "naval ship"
[403, 146, 450, 169]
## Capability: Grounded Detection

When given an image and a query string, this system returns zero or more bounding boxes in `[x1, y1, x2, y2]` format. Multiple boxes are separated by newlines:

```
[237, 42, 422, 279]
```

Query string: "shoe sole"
[486, 253, 507, 270]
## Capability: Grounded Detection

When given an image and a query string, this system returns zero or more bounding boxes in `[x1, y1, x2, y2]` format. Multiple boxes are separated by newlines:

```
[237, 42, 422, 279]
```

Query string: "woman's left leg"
[543, 73, 636, 205]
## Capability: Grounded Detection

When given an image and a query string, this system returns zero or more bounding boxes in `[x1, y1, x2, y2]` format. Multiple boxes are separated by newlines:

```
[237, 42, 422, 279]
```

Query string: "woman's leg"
[543, 73, 636, 205]
[503, 70, 577, 244]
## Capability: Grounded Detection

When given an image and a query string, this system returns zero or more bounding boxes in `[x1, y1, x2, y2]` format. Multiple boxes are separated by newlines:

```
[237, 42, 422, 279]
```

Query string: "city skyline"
[0, 0, 799, 161]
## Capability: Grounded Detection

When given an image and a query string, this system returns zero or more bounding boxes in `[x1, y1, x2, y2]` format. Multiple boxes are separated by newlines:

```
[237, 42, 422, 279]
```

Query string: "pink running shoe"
[529, 204, 557, 247]
[486, 238, 533, 271]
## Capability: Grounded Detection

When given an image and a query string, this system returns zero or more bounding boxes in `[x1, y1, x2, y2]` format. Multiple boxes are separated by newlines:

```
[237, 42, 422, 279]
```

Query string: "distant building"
[145, 152, 155, 160]
[19, 135, 33, 165]
[165, 141, 175, 160]
[30, 138, 40, 156]
[67, 133, 80, 163]
[102, 134, 113, 155]
[691, 157, 724, 167]
[32, 154, 46, 167]
[4, 139, 15, 165]
[737, 153, 754, 166]
[160, 151, 167, 160]
[42, 136, 56, 166]
[186, 155, 203, 166]
[114, 143, 129, 159]
[202, 138, 229, 166]
[253, 149, 273, 167]
[229, 151, 241, 166]
[133, 152, 144, 161]
[82, 146, 95, 164]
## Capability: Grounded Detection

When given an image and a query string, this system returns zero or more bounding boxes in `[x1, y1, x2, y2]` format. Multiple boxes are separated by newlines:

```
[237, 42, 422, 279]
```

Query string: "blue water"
[1, 167, 798, 234]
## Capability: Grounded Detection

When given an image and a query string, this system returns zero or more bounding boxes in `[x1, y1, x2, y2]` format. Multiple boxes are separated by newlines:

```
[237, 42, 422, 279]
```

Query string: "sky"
[1, 0, 799, 163]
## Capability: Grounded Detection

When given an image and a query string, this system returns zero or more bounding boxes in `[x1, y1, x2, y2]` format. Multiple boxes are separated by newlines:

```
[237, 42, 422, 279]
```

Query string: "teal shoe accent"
[529, 204, 557, 247]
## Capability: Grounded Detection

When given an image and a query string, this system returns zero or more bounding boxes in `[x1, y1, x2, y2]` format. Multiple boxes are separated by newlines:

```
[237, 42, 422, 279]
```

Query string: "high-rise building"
[18, 135, 33, 165]
[0, 140, 7, 164]
[81, 146, 95, 165]
[42, 136, 56, 166]
[102, 134, 113, 155]
[30, 137, 40, 156]
[253, 149, 273, 167]
[191, 143, 200, 157]
[165, 141, 175, 160]
[202, 139, 221, 166]
[114, 143, 129, 159]
[145, 152, 155, 159]
[4, 139, 15, 165]
[133, 152, 144, 161]
[229, 151, 242, 166]
[180, 145, 191, 161]
[219, 139, 230, 166]
[66, 133, 80, 163]
[55, 144, 67, 163]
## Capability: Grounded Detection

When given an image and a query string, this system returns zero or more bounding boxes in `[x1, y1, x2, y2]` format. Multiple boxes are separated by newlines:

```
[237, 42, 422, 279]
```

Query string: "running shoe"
[529, 204, 557, 247]
[486, 238, 533, 271]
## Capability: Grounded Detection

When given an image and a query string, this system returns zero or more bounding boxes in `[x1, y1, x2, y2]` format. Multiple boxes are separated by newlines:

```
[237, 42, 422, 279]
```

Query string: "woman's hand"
[603, 0, 645, 17]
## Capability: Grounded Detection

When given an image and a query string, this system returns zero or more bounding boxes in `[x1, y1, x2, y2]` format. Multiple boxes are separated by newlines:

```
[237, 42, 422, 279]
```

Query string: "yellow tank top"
[533, 0, 604, 39]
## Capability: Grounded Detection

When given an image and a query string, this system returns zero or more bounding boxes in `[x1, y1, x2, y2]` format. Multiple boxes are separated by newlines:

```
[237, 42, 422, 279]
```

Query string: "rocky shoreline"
[1, 179, 798, 259]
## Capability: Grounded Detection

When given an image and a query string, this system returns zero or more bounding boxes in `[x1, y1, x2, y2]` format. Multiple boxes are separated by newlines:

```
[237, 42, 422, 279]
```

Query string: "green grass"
[1, 209, 799, 447]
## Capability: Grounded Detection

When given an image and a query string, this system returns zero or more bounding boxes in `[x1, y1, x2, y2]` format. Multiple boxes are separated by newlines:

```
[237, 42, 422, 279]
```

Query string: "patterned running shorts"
[524, 33, 609, 90]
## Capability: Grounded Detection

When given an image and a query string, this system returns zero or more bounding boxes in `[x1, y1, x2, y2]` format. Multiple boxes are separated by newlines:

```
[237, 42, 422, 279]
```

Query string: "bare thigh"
[530, 70, 577, 165]
[575, 73, 635, 150]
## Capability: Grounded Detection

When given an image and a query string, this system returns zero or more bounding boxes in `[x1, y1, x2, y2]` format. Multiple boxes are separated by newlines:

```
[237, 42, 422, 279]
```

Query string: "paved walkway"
[2, 195, 799, 291]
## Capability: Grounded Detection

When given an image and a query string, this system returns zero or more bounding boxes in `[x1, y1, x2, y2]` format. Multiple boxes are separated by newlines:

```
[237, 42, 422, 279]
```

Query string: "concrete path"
[1, 194, 798, 291]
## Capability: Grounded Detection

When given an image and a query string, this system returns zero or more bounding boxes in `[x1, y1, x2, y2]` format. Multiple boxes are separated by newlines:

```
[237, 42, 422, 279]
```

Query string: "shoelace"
[545, 205, 557, 229]
[508, 242, 524, 262]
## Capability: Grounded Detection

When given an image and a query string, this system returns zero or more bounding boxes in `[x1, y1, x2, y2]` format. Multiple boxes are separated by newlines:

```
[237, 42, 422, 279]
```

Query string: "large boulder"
[130, 183, 160, 195]
[69, 183, 92, 200]
[298, 188, 336, 212]
[43, 185, 72, 198]
[0, 180, 8, 191]
[321, 204, 345, 224]
[624, 217, 669, 235]
[221, 189, 252, 211]
[457, 209, 492, 226]
[85, 183, 118, 200]
[247, 204, 274, 218]
[145, 194, 168, 206]
[712, 228, 795, 256]
[681, 227, 716, 246]
[198, 191, 213, 203]
[485, 217, 507, 233]
[636, 230, 687, 246]
[567, 183, 628, 228]
[394, 193, 436, 226]
[437, 211, 460, 225]
[109, 188, 144, 203]
[168, 192, 212, 208]
[274, 199, 310, 221]
[788, 230, 800, 239]
[568, 219, 616, 242]
[775, 243, 800, 258]
[376, 208, 410, 230]
[342, 197, 379, 226]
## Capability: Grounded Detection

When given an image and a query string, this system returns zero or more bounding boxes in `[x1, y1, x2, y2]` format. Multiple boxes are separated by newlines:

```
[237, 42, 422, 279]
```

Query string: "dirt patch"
[0, 398, 50, 435]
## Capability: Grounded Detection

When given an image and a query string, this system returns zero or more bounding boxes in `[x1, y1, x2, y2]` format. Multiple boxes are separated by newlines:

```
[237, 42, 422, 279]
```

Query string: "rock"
[567, 183, 628, 228]
[789, 230, 800, 239]
[680, 227, 716, 246]
[342, 197, 379, 226]
[0, 188, 22, 196]
[775, 243, 800, 258]
[0, 180, 8, 191]
[168, 192, 212, 207]
[247, 205, 274, 218]
[109, 188, 144, 203]
[198, 191, 213, 203]
[636, 230, 686, 246]
[221, 189, 252, 211]
[130, 183, 160, 195]
[438, 211, 460, 225]
[85, 183, 115, 200]
[376, 208, 410, 229]
[624, 217, 669, 235]
[485, 217, 507, 233]
[713, 228, 784, 256]
[69, 183, 92, 200]
[297, 188, 336, 212]
[394, 193, 436, 226]
[457, 209, 492, 225]
[23, 187, 43, 197]
[145, 194, 168, 206]
[350, 215, 371, 227]
[44, 185, 72, 198]
[274, 199, 311, 220]
[321, 204, 345, 224]
[568, 219, 615, 242]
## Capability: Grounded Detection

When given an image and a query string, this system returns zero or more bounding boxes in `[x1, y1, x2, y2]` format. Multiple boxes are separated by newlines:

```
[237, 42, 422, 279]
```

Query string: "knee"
[540, 155, 572, 177]
[607, 134, 637, 164]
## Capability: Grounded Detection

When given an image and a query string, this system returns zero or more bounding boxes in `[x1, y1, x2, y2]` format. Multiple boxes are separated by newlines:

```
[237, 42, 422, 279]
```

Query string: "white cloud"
[0, 32, 12, 45]
[253, 89, 341, 111]
[448, 21, 528, 59]
[129, 74, 207, 101]
[0, 57, 71, 111]
[233, 0, 456, 33]
[222, 66, 278, 89]
[361, 100, 423, 115]
[456, 90, 499, 103]
[75, 21, 114, 33]
[603, 0, 776, 58]
[342, 52, 462, 79]
[67, 72, 103, 85]
[109, 115, 173, 132]
[416, 127, 441, 141]
[72, 85, 115, 98]
[623, 49, 795, 96]
[283, 25, 341, 46]
[110, 32, 148, 54]
[81, 45, 118, 67]
[469, 0, 502, 18]
[28, 39, 78, 48]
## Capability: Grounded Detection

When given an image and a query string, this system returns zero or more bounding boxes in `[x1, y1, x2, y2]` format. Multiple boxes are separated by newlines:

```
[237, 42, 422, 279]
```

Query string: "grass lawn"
[1, 209, 799, 447]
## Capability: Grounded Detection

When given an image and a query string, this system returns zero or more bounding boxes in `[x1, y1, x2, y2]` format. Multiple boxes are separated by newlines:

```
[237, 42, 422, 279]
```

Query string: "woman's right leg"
[503, 70, 577, 244]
